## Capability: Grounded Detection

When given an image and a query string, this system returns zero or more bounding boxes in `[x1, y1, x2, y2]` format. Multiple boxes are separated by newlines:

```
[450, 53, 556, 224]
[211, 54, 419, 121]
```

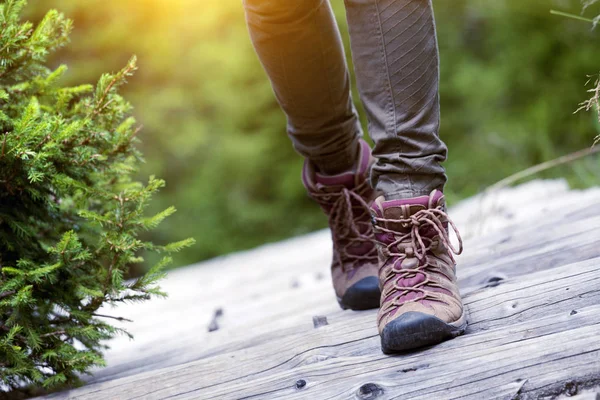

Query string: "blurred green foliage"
[24, 0, 600, 270]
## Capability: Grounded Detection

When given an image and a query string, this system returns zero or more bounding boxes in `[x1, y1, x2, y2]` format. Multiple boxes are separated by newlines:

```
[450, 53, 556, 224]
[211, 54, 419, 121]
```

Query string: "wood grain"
[39, 181, 600, 400]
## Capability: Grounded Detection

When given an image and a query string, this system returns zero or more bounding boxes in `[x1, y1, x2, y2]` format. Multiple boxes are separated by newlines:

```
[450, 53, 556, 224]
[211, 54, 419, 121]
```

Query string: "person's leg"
[243, 0, 381, 310]
[344, 0, 447, 199]
[243, 0, 361, 175]
[343, 0, 467, 352]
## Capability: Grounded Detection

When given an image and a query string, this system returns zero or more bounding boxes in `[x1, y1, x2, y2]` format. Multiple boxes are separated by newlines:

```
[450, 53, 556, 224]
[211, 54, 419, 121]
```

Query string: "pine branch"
[91, 313, 133, 323]
[0, 290, 16, 300]
[40, 330, 66, 338]
[91, 57, 137, 117]
[1, 133, 6, 159]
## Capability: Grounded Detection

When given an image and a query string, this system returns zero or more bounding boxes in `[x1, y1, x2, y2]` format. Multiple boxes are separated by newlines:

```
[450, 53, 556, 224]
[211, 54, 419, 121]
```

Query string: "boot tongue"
[374, 191, 445, 233]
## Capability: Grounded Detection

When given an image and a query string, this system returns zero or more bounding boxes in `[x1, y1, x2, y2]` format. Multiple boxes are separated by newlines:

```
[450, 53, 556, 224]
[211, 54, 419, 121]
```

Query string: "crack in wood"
[510, 378, 528, 400]
[207, 307, 224, 332]
[399, 363, 429, 373]
[313, 315, 329, 329]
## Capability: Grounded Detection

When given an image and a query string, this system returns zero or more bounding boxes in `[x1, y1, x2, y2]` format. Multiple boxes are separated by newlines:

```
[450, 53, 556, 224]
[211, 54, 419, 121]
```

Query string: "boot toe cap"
[339, 276, 380, 311]
[380, 311, 467, 353]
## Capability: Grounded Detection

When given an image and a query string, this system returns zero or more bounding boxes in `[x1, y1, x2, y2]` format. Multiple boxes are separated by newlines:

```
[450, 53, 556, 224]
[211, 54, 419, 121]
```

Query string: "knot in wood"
[295, 379, 307, 389]
[357, 383, 384, 399]
[564, 381, 578, 396]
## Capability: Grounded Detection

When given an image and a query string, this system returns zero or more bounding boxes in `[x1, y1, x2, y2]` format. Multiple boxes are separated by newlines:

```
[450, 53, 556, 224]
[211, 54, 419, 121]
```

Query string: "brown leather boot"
[303, 139, 380, 310]
[370, 190, 467, 352]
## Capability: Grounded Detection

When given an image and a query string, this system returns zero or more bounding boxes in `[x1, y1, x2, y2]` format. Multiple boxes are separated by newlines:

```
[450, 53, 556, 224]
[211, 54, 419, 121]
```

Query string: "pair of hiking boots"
[303, 140, 467, 353]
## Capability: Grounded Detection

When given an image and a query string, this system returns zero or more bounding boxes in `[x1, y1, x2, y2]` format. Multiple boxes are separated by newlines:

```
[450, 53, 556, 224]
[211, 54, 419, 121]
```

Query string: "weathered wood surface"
[43, 180, 600, 400]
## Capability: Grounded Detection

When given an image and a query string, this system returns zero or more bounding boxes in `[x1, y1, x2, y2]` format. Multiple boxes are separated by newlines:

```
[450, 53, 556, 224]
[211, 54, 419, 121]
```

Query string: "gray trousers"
[244, 0, 448, 199]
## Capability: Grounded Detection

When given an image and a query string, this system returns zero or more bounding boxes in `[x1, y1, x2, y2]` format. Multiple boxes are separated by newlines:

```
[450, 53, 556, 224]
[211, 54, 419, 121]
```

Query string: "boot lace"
[374, 206, 463, 307]
[311, 179, 377, 272]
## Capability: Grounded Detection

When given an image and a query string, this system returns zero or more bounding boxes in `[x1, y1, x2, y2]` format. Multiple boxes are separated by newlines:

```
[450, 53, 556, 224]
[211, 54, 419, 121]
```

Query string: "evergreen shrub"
[0, 0, 193, 392]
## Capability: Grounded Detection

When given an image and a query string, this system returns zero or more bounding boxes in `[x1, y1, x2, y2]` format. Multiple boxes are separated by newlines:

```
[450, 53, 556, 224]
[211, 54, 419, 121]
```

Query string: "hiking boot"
[302, 139, 380, 310]
[370, 190, 467, 353]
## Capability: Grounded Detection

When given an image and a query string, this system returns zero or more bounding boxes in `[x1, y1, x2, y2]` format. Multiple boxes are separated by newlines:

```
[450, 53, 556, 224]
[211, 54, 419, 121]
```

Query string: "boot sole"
[337, 276, 381, 311]
[380, 310, 468, 354]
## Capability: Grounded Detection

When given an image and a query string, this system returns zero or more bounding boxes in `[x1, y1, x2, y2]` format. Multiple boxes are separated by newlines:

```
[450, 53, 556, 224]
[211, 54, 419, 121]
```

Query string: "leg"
[243, 0, 361, 175]
[244, 0, 381, 310]
[346, 0, 467, 352]
[344, 0, 447, 199]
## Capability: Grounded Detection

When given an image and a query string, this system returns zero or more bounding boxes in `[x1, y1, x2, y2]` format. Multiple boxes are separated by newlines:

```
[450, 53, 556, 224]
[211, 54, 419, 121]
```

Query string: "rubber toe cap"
[381, 311, 465, 353]
[339, 276, 380, 311]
